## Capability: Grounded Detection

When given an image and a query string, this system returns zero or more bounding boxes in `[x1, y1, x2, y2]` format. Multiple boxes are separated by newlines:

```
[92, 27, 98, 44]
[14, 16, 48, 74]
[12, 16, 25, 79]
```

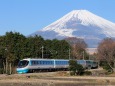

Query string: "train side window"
[56, 61, 57, 64]
[51, 61, 52, 64]
[36, 61, 38, 65]
[39, 61, 41, 64]
[44, 61, 45, 65]
[45, 61, 47, 65]
[44, 61, 46, 65]
[34, 61, 36, 65]
[38, 61, 40, 64]
[39, 61, 41, 65]
[42, 61, 43, 65]
[47, 61, 48, 64]
[40, 61, 42, 65]
[61, 61, 62, 65]
[38, 61, 40, 65]
[48, 61, 50, 65]
[48, 61, 50, 64]
[46, 61, 50, 64]
[31, 61, 36, 65]
[31, 61, 33, 65]
[43, 61, 44, 65]
[35, 61, 37, 65]
[45, 61, 46, 65]
[32, 61, 34, 65]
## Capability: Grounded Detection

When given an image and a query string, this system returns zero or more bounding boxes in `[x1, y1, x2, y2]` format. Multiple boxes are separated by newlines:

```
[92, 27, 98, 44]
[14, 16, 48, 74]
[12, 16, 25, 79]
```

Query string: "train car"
[77, 60, 91, 69]
[16, 58, 69, 74]
[16, 58, 98, 74]
[54, 59, 69, 69]
[77, 60, 98, 69]
[89, 60, 98, 68]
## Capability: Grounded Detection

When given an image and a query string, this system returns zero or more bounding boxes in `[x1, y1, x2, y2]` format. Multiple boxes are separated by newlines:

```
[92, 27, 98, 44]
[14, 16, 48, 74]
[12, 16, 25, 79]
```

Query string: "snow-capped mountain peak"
[30, 10, 115, 47]
[41, 10, 115, 38]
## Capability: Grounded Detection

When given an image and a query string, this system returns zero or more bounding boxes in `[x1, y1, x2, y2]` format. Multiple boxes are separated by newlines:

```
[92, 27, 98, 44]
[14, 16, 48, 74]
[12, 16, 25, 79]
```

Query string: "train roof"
[21, 58, 97, 62]
[22, 58, 69, 61]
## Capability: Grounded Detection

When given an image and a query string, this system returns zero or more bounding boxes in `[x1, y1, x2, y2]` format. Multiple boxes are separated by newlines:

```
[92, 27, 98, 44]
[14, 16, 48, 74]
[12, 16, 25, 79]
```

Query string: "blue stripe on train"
[17, 68, 29, 74]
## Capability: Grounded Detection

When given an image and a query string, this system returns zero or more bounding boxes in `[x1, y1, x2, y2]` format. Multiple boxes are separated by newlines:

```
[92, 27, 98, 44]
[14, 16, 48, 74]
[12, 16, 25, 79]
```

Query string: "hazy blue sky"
[0, 0, 115, 36]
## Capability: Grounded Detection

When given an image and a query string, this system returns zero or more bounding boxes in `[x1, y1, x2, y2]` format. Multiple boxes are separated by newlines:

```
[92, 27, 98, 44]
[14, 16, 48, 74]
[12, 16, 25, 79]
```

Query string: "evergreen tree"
[69, 60, 84, 75]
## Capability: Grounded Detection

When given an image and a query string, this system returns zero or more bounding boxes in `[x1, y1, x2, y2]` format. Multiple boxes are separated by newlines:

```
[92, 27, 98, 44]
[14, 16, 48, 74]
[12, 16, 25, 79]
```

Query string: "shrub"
[100, 61, 113, 73]
[76, 64, 84, 75]
[69, 60, 84, 75]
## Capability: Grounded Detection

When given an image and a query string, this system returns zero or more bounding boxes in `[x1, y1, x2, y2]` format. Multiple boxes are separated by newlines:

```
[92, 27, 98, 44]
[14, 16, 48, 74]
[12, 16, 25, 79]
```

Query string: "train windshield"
[17, 60, 29, 68]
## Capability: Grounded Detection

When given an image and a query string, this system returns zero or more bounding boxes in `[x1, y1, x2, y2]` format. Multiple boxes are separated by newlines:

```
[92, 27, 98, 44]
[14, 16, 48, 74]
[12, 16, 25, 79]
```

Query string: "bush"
[69, 60, 84, 75]
[100, 61, 113, 73]
[76, 64, 84, 75]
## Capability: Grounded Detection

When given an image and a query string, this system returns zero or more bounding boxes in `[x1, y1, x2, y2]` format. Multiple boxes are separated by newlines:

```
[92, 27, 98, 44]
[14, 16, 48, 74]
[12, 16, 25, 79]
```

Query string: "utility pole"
[5, 48, 8, 74]
[83, 51, 85, 60]
[42, 46, 44, 59]
[89, 55, 90, 60]
[69, 48, 70, 60]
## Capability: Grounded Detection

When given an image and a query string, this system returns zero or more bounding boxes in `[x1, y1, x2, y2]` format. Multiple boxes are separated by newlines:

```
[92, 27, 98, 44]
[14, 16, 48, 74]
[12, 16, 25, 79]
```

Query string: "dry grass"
[0, 70, 115, 86]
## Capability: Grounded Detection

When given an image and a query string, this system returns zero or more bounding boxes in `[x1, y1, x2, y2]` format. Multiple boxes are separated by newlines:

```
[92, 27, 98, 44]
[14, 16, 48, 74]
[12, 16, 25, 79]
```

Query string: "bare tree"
[65, 37, 87, 59]
[97, 38, 115, 72]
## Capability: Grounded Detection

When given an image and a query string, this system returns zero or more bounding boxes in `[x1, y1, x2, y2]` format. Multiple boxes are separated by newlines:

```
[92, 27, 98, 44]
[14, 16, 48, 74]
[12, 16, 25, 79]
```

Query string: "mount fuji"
[30, 10, 115, 48]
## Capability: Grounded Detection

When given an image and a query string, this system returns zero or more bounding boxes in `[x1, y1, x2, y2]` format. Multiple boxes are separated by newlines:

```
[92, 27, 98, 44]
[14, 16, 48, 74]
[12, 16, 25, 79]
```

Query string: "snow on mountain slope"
[30, 10, 115, 47]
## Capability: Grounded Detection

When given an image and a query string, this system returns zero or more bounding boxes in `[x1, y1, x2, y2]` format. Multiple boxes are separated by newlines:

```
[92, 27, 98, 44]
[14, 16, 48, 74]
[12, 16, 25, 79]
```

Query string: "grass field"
[0, 69, 115, 86]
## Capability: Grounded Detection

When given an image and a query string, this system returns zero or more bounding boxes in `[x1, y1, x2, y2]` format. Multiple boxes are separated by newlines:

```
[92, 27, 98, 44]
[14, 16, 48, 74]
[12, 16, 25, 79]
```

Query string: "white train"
[16, 58, 98, 74]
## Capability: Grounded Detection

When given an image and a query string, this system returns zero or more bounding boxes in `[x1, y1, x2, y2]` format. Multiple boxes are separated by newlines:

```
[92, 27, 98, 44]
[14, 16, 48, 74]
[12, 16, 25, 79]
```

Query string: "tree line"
[2, 31, 115, 74]
[0, 32, 71, 74]
[0, 31, 93, 74]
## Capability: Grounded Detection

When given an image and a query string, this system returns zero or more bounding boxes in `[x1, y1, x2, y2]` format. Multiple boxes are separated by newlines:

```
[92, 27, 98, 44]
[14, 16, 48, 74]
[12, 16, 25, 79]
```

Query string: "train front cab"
[16, 60, 29, 74]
